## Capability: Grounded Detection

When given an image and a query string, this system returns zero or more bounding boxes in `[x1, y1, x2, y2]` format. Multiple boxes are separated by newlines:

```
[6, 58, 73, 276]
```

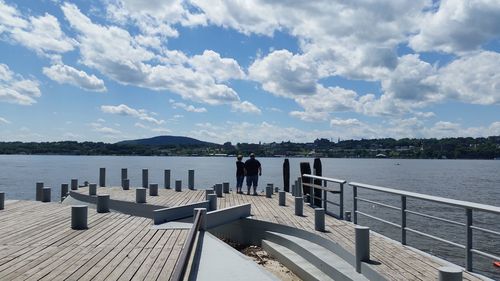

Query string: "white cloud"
[410, 0, 500, 54]
[0, 116, 10, 124]
[43, 63, 107, 92]
[190, 50, 245, 82]
[170, 100, 207, 113]
[231, 101, 261, 114]
[62, 3, 242, 106]
[89, 122, 121, 135]
[0, 2, 75, 56]
[289, 111, 329, 122]
[0, 63, 41, 105]
[101, 104, 165, 125]
[330, 118, 362, 127]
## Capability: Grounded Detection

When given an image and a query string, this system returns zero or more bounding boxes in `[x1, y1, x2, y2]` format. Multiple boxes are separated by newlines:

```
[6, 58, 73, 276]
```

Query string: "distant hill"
[117, 135, 217, 146]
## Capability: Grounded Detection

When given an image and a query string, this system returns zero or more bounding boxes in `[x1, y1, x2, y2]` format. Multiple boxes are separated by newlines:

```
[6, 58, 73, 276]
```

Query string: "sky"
[0, 0, 499, 144]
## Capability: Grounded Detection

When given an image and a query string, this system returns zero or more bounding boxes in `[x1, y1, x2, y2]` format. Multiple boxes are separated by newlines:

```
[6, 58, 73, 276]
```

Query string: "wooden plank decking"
[73, 186, 483, 281]
[0, 200, 187, 281]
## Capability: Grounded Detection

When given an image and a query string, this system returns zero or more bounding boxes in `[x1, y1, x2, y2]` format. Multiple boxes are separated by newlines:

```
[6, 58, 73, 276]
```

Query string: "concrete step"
[262, 239, 334, 281]
[264, 231, 369, 281]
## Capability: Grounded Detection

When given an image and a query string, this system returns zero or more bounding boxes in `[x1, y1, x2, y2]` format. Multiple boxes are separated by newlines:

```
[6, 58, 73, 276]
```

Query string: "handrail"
[302, 174, 345, 219]
[349, 181, 500, 273]
[350, 182, 500, 214]
[171, 209, 203, 281]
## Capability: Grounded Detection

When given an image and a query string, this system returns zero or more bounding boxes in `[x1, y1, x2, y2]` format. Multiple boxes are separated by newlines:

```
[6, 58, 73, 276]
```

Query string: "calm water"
[1, 155, 499, 278]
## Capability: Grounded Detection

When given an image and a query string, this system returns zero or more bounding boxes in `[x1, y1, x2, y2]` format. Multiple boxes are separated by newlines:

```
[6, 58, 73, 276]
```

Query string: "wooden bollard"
[42, 187, 51, 202]
[279, 191, 286, 206]
[266, 185, 272, 198]
[122, 179, 130, 190]
[89, 183, 97, 196]
[71, 205, 88, 230]
[149, 183, 159, 196]
[36, 182, 44, 201]
[175, 180, 182, 192]
[315, 208, 325, 231]
[97, 194, 110, 213]
[355, 226, 370, 273]
[142, 169, 148, 188]
[208, 194, 217, 211]
[188, 170, 195, 190]
[295, 197, 303, 216]
[136, 188, 147, 203]
[61, 184, 68, 201]
[215, 184, 223, 197]
[0, 192, 4, 210]
[71, 179, 78, 191]
[223, 182, 230, 193]
[121, 168, 127, 185]
[438, 267, 462, 281]
[99, 168, 106, 187]
[205, 189, 214, 200]
[164, 170, 171, 189]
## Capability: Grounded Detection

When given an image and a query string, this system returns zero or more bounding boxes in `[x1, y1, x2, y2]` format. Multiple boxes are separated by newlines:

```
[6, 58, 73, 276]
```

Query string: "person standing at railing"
[235, 155, 245, 194]
[244, 153, 262, 196]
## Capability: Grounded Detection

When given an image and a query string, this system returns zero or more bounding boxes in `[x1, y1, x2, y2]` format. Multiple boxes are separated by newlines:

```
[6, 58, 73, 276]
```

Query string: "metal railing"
[349, 181, 500, 272]
[171, 209, 204, 281]
[302, 174, 346, 219]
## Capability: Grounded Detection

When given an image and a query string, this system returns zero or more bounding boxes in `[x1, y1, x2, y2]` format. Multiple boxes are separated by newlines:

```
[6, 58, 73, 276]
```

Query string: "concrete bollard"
[71, 179, 78, 191]
[89, 183, 97, 196]
[175, 180, 182, 192]
[205, 189, 215, 200]
[295, 197, 303, 216]
[188, 170, 195, 190]
[97, 194, 110, 213]
[438, 267, 463, 281]
[42, 187, 51, 202]
[99, 168, 106, 187]
[164, 169, 171, 189]
[122, 179, 130, 190]
[215, 184, 223, 197]
[121, 168, 127, 185]
[193, 208, 207, 230]
[136, 188, 147, 203]
[223, 182, 230, 193]
[208, 194, 217, 211]
[355, 226, 370, 273]
[0, 192, 5, 210]
[267, 183, 274, 194]
[291, 183, 296, 196]
[149, 183, 159, 196]
[266, 185, 273, 198]
[345, 211, 352, 222]
[71, 205, 88, 230]
[279, 191, 286, 206]
[297, 177, 303, 196]
[275, 186, 279, 193]
[142, 169, 148, 188]
[36, 182, 44, 201]
[315, 208, 325, 232]
[61, 184, 68, 201]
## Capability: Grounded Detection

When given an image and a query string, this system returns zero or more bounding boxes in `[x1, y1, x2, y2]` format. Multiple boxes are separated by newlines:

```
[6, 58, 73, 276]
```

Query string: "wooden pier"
[0, 184, 489, 280]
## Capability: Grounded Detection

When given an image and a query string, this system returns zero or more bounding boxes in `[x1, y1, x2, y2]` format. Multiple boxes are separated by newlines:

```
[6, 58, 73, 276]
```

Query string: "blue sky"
[0, 0, 499, 144]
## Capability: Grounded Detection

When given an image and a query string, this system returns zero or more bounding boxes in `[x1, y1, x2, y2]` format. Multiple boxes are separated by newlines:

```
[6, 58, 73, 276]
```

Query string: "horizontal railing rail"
[302, 174, 346, 219]
[171, 209, 203, 281]
[349, 181, 500, 273]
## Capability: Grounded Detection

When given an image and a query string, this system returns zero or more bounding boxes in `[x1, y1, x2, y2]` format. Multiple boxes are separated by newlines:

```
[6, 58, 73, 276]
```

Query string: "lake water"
[1, 155, 499, 278]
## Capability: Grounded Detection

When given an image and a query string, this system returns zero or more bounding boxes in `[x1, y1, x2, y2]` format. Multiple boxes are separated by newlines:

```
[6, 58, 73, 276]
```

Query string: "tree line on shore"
[0, 136, 499, 159]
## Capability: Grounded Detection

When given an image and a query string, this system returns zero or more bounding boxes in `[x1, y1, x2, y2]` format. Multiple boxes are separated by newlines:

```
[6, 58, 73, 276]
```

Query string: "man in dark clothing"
[235, 155, 245, 194]
[244, 153, 261, 195]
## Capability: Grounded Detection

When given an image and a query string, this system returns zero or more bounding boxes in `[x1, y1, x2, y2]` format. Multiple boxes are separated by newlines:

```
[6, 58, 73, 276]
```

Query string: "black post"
[299, 162, 311, 197]
[283, 159, 290, 192]
[313, 158, 323, 207]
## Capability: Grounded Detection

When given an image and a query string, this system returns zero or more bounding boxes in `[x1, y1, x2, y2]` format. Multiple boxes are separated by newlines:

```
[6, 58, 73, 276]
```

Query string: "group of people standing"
[235, 153, 262, 195]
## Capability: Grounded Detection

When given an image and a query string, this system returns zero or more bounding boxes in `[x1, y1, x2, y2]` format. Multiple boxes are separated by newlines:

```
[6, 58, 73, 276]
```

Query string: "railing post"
[353, 185, 358, 224]
[401, 195, 407, 245]
[339, 182, 344, 220]
[465, 208, 472, 271]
